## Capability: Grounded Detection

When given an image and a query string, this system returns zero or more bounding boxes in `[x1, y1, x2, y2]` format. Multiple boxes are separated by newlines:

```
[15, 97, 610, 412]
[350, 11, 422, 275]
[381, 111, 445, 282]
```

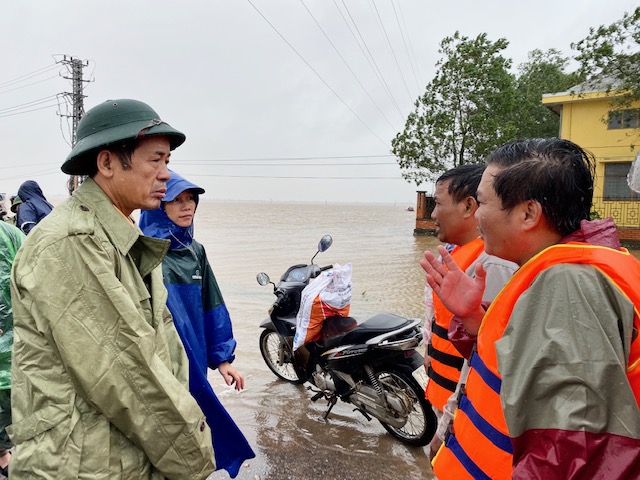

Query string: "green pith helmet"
[62, 99, 186, 175]
[10, 195, 22, 213]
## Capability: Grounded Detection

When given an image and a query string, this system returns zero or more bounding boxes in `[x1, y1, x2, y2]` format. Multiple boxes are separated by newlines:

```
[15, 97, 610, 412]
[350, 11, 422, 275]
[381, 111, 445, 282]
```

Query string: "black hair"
[436, 163, 485, 203]
[485, 138, 595, 236]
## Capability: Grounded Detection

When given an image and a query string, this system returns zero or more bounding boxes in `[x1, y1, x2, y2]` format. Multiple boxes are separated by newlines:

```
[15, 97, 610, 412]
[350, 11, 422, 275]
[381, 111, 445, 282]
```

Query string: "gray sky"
[1, 1, 636, 204]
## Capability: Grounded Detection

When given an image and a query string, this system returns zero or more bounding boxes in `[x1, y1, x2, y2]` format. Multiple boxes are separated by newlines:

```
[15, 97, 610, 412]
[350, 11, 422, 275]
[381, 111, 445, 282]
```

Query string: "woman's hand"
[218, 361, 245, 391]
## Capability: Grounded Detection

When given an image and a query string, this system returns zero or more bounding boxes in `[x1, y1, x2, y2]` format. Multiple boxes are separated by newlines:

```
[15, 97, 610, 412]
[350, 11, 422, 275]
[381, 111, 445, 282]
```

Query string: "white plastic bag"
[293, 263, 352, 351]
[628, 151, 640, 193]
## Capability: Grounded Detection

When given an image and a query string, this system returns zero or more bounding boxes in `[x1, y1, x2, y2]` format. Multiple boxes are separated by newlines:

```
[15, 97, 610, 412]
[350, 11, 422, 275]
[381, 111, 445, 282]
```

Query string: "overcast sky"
[1, 1, 636, 204]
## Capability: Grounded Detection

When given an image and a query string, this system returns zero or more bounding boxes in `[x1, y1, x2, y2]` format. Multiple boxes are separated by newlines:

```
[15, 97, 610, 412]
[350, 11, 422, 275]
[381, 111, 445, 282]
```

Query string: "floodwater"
[197, 202, 438, 480]
[37, 193, 637, 479]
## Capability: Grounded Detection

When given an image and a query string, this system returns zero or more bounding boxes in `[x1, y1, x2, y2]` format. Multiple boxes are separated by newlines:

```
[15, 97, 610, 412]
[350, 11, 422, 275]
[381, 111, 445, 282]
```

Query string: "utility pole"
[58, 55, 89, 196]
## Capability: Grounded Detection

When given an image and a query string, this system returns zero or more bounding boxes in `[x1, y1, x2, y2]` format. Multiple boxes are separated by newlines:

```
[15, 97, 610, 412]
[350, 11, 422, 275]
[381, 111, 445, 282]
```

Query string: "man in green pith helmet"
[8, 99, 216, 479]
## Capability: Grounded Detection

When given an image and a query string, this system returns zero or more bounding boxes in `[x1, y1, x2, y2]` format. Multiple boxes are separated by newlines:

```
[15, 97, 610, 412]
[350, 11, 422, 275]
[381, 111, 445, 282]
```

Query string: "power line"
[0, 75, 59, 96]
[394, 2, 423, 92]
[370, 0, 414, 103]
[0, 160, 64, 170]
[0, 155, 397, 169]
[0, 64, 59, 89]
[0, 95, 59, 114]
[299, 0, 397, 132]
[246, 0, 391, 149]
[337, 0, 405, 120]
[1, 167, 61, 181]
[178, 154, 394, 162]
[180, 172, 403, 180]
[0, 103, 59, 118]
[391, 0, 421, 94]
[178, 161, 395, 167]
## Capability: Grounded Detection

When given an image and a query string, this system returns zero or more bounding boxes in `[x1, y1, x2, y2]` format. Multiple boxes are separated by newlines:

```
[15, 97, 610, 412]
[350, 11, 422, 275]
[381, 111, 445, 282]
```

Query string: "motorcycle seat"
[319, 315, 358, 340]
[317, 313, 413, 350]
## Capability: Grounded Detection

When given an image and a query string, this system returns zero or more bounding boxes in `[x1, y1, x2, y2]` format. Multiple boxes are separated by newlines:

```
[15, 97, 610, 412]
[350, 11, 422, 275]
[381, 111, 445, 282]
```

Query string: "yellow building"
[542, 85, 640, 232]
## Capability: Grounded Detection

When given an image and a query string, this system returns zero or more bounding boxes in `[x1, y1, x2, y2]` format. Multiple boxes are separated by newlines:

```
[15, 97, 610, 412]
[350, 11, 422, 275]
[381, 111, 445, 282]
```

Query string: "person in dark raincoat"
[139, 171, 255, 478]
[14, 180, 53, 234]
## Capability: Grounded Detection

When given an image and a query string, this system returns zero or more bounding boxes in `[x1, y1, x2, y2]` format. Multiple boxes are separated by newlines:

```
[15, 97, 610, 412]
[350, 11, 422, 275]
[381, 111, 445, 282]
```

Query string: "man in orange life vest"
[423, 164, 516, 457]
[421, 138, 640, 479]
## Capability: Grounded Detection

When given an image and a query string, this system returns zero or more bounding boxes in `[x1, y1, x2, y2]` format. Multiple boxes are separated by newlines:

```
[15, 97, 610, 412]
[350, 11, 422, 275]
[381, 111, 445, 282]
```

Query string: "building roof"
[542, 76, 624, 108]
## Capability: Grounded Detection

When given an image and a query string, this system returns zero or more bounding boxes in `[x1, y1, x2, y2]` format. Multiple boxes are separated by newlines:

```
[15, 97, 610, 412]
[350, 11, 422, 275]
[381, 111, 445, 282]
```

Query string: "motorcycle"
[256, 235, 436, 446]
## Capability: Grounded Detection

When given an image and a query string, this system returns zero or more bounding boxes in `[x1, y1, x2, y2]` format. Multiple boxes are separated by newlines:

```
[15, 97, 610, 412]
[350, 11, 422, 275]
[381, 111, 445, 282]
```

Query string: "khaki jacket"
[8, 178, 215, 479]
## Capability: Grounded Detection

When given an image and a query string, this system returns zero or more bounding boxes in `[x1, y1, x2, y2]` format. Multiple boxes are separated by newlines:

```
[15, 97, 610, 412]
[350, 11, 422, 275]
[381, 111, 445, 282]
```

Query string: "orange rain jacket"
[433, 243, 640, 480]
[426, 238, 484, 411]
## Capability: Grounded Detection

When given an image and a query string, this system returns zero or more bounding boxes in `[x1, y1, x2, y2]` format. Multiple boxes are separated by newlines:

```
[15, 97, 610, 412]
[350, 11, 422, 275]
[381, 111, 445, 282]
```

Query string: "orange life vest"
[432, 243, 640, 480]
[426, 238, 485, 411]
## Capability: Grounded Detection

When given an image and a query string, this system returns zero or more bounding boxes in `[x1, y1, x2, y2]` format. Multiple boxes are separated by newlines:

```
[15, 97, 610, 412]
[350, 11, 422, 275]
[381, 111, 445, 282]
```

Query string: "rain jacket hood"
[15, 180, 53, 234]
[561, 217, 621, 249]
[16, 180, 49, 204]
[138, 171, 204, 250]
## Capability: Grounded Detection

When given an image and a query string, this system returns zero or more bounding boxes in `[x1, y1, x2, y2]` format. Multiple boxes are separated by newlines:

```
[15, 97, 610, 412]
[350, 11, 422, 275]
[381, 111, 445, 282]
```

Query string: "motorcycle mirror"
[256, 272, 271, 286]
[318, 235, 333, 252]
[311, 235, 333, 264]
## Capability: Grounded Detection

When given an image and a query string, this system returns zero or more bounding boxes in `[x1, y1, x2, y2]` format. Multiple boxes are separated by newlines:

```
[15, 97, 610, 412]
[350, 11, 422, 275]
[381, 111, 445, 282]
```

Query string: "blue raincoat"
[139, 172, 254, 478]
[15, 180, 53, 234]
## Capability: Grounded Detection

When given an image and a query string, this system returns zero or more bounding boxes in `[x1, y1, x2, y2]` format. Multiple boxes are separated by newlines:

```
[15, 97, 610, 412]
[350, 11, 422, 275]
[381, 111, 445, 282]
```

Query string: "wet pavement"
[207, 376, 434, 480]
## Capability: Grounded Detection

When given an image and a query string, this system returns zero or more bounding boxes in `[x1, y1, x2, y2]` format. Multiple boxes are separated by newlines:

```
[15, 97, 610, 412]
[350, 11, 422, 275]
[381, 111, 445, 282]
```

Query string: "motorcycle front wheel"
[259, 329, 304, 384]
[376, 369, 436, 447]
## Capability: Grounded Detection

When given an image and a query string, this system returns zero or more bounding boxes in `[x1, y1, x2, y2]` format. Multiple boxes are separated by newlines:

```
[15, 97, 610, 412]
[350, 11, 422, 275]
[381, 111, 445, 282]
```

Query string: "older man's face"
[475, 164, 521, 264]
[109, 136, 171, 215]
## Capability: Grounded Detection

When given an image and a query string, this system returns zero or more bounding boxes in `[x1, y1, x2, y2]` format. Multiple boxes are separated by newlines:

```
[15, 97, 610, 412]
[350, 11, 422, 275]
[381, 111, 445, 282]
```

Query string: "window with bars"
[603, 162, 640, 200]
[608, 109, 640, 129]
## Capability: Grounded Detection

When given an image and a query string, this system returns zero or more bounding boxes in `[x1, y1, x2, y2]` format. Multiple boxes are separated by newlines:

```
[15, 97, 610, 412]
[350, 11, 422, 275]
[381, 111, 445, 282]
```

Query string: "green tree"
[572, 7, 640, 107]
[391, 32, 517, 185]
[514, 49, 584, 139]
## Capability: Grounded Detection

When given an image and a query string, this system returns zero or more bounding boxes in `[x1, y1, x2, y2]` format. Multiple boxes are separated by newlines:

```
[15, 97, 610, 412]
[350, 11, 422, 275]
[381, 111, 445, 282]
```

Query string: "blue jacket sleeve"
[17, 204, 37, 234]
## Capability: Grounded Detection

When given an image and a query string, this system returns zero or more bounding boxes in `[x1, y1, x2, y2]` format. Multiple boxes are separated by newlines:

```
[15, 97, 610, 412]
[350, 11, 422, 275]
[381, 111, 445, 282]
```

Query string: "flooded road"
[197, 202, 437, 479]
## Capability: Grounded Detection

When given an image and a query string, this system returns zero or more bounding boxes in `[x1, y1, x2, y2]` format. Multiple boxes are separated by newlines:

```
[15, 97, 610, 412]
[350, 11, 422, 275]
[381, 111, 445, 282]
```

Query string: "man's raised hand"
[419, 245, 487, 324]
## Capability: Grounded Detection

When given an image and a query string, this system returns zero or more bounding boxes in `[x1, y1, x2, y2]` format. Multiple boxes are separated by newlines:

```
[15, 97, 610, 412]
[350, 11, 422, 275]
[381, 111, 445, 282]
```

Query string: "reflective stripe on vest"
[426, 238, 485, 410]
[433, 243, 640, 480]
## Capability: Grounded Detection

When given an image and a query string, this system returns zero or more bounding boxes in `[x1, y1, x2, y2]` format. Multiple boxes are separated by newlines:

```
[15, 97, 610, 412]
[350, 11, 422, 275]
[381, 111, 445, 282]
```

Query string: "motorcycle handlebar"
[273, 265, 332, 307]
[273, 290, 285, 307]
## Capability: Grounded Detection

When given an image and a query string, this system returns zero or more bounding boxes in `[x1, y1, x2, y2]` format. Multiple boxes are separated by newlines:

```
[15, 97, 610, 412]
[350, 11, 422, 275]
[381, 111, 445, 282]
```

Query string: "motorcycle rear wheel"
[259, 329, 304, 384]
[376, 369, 436, 447]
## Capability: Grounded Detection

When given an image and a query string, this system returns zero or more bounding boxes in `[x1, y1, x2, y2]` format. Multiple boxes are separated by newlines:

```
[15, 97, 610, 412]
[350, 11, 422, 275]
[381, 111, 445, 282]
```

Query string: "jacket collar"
[139, 206, 194, 250]
[73, 178, 169, 276]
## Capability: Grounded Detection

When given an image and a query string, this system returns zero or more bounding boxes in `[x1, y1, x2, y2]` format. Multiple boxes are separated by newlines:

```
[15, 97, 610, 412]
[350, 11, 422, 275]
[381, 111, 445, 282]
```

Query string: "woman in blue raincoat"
[139, 171, 254, 478]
